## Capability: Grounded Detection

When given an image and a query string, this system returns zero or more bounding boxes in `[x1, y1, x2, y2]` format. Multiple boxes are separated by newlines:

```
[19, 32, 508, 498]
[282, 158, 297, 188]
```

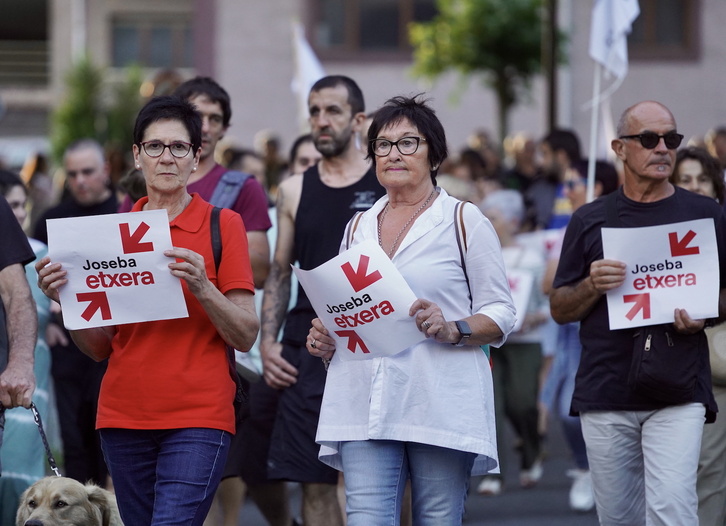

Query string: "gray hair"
[478, 189, 524, 225]
[64, 138, 105, 165]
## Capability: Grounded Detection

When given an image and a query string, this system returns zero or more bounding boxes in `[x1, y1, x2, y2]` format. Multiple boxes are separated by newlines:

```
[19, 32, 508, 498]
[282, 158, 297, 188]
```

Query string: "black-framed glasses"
[140, 141, 193, 158]
[370, 136, 426, 157]
[618, 132, 684, 150]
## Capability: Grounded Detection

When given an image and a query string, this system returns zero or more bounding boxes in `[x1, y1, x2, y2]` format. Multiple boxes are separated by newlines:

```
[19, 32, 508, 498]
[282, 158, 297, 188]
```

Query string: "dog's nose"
[25, 520, 45, 526]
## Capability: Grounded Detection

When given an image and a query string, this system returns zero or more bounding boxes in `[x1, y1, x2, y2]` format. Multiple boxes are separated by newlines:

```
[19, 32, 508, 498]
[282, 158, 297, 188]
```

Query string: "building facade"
[0, 0, 720, 169]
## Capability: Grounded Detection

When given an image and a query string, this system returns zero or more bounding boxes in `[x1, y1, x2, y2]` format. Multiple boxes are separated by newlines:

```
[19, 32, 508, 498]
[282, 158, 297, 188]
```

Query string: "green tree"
[50, 59, 144, 177]
[410, 0, 557, 143]
[50, 58, 103, 163]
[106, 64, 144, 153]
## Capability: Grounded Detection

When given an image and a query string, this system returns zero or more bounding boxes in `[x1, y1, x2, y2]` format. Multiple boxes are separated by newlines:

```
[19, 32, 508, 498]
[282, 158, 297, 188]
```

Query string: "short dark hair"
[542, 129, 582, 165]
[133, 96, 202, 154]
[672, 146, 725, 204]
[366, 95, 448, 184]
[289, 134, 314, 166]
[174, 76, 232, 128]
[310, 75, 365, 115]
[0, 169, 25, 197]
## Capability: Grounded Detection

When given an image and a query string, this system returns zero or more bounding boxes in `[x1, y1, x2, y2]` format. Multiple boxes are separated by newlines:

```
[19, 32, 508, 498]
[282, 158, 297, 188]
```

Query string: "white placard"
[602, 218, 719, 330]
[47, 210, 189, 330]
[293, 239, 425, 361]
[507, 268, 534, 333]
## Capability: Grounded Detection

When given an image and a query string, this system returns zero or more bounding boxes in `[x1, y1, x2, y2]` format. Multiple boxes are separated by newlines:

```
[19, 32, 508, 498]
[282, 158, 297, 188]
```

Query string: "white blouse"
[316, 189, 516, 475]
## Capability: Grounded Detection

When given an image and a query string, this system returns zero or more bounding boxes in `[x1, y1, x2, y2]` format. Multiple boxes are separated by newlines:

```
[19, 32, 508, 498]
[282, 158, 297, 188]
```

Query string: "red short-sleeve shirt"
[96, 194, 254, 434]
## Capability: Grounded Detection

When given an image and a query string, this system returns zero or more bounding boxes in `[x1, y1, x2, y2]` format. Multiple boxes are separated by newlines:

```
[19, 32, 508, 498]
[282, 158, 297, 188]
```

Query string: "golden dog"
[16, 476, 123, 526]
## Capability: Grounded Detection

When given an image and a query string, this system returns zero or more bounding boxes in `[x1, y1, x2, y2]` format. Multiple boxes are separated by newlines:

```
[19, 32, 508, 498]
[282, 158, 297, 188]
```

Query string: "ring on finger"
[311, 338, 317, 349]
[423, 321, 431, 330]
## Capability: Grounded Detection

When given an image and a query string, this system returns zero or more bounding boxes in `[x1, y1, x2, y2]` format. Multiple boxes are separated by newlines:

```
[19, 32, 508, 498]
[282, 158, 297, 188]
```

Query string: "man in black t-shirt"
[551, 101, 726, 525]
[0, 197, 37, 474]
[259, 76, 384, 526]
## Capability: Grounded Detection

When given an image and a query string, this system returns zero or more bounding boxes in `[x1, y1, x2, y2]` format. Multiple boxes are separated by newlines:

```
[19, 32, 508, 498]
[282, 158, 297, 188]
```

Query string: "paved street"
[237, 418, 600, 525]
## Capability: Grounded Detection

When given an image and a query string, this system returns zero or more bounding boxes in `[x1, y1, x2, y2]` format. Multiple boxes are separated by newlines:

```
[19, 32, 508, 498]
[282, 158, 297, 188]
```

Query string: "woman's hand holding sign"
[308, 317, 336, 361]
[35, 256, 66, 304]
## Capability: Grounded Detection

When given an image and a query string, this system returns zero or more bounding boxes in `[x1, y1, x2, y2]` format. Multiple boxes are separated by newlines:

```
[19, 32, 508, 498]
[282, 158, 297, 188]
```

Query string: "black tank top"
[282, 164, 384, 345]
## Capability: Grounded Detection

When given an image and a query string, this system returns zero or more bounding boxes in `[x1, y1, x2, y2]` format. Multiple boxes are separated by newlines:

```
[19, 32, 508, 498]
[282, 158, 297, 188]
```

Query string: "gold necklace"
[378, 188, 437, 258]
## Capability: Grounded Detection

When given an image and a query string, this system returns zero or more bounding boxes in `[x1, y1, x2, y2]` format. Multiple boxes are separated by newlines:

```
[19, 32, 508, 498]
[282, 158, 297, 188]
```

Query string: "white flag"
[589, 0, 640, 79]
[291, 21, 326, 132]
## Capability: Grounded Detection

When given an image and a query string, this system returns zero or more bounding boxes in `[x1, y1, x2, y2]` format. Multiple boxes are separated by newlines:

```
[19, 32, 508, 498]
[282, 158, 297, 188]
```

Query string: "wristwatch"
[453, 320, 472, 346]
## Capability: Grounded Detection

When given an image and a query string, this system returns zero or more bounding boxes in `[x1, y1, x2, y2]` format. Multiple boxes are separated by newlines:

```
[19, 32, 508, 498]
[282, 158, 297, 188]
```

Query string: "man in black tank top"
[257, 76, 384, 525]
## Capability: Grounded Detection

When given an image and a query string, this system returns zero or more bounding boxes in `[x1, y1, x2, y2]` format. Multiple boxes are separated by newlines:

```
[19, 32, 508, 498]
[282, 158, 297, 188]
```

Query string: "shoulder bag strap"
[454, 201, 471, 306]
[345, 211, 365, 250]
[454, 200, 491, 361]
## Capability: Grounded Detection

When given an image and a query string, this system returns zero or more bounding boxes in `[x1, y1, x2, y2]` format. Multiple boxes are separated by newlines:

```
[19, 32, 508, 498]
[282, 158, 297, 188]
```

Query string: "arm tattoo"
[261, 261, 292, 342]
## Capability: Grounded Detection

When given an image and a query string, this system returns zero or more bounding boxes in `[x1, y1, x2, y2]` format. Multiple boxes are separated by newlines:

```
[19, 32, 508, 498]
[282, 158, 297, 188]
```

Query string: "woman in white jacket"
[307, 95, 516, 526]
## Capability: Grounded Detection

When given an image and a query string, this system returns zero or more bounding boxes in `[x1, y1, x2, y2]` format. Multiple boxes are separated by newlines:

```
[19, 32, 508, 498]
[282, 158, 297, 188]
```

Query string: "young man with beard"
[119, 77, 271, 288]
[525, 129, 583, 230]
[259, 75, 384, 525]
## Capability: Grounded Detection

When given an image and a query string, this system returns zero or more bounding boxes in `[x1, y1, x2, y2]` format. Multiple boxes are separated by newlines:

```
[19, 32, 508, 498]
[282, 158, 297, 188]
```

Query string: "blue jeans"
[541, 322, 589, 470]
[340, 440, 475, 526]
[99, 427, 231, 526]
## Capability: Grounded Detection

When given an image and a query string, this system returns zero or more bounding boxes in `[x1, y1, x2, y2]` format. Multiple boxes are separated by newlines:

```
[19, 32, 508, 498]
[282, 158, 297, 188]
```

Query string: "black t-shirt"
[33, 193, 119, 245]
[282, 164, 384, 345]
[554, 187, 726, 420]
[0, 198, 35, 373]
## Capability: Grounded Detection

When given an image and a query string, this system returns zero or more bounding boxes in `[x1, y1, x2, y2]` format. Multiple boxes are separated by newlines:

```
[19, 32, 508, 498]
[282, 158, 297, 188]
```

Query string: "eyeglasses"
[140, 141, 193, 158]
[370, 136, 426, 157]
[618, 132, 684, 150]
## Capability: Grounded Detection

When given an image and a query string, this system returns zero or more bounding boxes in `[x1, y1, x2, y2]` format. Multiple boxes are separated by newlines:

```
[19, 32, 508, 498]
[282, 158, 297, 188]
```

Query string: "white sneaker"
[519, 459, 543, 488]
[476, 476, 502, 496]
[568, 469, 595, 512]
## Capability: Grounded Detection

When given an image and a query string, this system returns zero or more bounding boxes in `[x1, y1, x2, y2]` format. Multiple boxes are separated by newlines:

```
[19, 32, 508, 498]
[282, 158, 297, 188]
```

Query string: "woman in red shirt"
[36, 96, 258, 525]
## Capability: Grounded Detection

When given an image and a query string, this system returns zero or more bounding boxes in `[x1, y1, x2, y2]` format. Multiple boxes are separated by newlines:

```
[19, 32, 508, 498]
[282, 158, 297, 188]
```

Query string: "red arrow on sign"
[624, 293, 651, 321]
[335, 330, 370, 354]
[77, 291, 112, 322]
[120, 222, 154, 254]
[669, 230, 700, 257]
[341, 255, 382, 293]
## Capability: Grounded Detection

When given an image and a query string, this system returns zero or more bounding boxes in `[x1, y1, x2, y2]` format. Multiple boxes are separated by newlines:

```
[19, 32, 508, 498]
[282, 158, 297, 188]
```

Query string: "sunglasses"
[618, 132, 684, 150]
[564, 178, 585, 191]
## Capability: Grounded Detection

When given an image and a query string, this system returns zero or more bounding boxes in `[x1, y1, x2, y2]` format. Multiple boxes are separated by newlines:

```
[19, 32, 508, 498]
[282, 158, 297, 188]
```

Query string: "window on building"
[0, 0, 48, 85]
[112, 16, 193, 68]
[629, 0, 700, 61]
[312, 0, 437, 59]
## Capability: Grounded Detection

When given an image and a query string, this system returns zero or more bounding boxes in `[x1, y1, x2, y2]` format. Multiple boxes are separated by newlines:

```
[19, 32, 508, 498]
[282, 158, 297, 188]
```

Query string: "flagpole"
[586, 62, 602, 204]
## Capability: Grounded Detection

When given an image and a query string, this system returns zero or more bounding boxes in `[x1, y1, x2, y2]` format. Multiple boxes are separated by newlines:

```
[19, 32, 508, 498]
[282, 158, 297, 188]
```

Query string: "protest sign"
[47, 210, 188, 329]
[293, 239, 425, 360]
[602, 218, 718, 329]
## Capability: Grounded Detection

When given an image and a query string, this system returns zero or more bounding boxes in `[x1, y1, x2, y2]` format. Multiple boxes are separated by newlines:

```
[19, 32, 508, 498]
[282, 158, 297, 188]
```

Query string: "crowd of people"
[1, 72, 726, 526]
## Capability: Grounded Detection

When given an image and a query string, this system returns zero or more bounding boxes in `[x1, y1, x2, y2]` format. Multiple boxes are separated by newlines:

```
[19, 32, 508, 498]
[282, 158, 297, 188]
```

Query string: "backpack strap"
[345, 211, 365, 250]
[209, 170, 251, 210]
[211, 206, 222, 271]
[209, 206, 247, 413]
